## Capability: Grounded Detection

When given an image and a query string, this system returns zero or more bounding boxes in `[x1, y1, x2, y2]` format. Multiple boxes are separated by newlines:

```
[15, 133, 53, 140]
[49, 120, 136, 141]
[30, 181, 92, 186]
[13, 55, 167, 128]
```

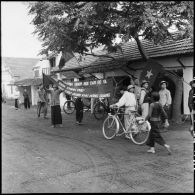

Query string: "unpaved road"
[2, 103, 194, 193]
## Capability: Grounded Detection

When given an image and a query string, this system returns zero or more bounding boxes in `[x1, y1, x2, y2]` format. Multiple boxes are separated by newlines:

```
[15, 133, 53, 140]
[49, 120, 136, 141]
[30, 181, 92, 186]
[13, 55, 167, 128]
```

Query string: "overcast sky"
[1, 1, 42, 58]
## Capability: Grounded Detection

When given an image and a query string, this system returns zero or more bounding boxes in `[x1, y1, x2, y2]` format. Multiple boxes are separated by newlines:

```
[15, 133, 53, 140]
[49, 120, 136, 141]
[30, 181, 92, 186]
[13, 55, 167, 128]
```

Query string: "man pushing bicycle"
[110, 85, 137, 132]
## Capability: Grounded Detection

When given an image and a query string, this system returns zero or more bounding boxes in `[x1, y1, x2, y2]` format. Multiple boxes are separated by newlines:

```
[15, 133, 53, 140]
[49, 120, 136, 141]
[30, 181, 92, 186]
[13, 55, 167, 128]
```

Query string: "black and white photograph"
[1, 1, 194, 193]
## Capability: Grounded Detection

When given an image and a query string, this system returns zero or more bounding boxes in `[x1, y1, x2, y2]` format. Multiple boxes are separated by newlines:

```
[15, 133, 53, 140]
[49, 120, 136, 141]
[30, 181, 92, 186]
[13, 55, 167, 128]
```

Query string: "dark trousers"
[38, 102, 47, 117]
[146, 121, 166, 147]
[76, 110, 83, 123]
[24, 98, 30, 109]
[15, 99, 19, 108]
[51, 105, 62, 125]
[161, 105, 170, 123]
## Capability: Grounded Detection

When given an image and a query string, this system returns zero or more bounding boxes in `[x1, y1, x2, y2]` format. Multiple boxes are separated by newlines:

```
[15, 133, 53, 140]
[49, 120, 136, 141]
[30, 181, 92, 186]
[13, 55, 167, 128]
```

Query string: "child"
[75, 97, 84, 125]
[146, 92, 171, 155]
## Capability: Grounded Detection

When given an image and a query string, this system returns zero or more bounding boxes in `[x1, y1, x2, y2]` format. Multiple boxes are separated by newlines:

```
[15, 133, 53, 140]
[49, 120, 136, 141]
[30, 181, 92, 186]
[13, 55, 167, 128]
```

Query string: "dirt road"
[2, 103, 194, 193]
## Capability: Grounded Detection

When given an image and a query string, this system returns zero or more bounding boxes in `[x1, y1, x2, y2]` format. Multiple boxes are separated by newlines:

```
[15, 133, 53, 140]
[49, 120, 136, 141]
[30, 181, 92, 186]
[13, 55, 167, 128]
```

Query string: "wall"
[31, 85, 39, 106]
[33, 59, 50, 78]
[1, 63, 18, 99]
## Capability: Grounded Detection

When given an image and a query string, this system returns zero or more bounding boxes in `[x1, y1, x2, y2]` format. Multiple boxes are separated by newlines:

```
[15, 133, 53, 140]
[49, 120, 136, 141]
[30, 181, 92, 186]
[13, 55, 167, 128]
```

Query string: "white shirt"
[159, 89, 172, 106]
[115, 91, 137, 110]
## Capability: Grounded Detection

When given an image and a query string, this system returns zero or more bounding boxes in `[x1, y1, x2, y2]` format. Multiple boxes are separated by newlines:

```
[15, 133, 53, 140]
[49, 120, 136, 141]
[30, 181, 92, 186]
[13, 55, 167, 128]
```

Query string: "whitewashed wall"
[1, 63, 18, 99]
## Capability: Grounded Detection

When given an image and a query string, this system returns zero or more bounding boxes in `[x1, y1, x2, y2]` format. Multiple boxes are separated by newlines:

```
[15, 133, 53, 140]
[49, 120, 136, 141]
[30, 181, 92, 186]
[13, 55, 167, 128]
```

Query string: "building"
[1, 57, 40, 104]
[50, 36, 193, 119]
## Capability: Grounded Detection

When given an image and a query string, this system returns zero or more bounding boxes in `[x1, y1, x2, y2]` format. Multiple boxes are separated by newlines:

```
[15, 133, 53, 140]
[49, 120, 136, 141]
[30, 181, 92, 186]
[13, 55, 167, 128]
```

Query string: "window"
[42, 68, 50, 75]
[49, 57, 56, 68]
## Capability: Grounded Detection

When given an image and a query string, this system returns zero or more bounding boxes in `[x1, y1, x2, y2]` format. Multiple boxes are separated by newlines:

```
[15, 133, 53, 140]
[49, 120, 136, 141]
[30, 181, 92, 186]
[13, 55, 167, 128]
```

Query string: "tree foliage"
[28, 1, 193, 57]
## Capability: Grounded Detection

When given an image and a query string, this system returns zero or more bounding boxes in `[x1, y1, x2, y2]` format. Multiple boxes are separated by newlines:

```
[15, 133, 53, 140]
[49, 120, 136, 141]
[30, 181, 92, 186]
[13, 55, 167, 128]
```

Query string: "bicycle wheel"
[94, 102, 107, 120]
[129, 120, 151, 145]
[63, 100, 75, 114]
[102, 115, 119, 139]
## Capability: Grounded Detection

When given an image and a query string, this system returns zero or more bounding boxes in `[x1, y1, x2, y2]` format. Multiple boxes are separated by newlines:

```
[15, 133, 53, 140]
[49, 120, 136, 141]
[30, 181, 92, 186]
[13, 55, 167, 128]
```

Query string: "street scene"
[1, 1, 194, 193]
[2, 102, 194, 193]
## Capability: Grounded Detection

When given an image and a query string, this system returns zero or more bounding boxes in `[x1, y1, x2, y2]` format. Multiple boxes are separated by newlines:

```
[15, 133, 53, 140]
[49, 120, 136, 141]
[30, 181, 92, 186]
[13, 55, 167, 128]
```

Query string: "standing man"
[139, 80, 151, 119]
[45, 84, 64, 128]
[110, 86, 137, 131]
[65, 93, 71, 109]
[159, 81, 172, 122]
[37, 85, 48, 119]
[23, 89, 30, 109]
[75, 97, 84, 125]
[188, 78, 195, 135]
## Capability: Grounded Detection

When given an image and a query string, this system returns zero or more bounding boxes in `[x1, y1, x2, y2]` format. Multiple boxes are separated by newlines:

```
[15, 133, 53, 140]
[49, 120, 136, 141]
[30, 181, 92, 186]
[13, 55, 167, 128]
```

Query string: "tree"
[28, 1, 193, 122]
[28, 1, 193, 59]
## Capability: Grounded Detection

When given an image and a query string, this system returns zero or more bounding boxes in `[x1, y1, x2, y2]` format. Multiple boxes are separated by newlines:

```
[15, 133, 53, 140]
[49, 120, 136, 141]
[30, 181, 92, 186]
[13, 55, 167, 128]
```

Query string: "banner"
[140, 59, 164, 88]
[53, 77, 113, 98]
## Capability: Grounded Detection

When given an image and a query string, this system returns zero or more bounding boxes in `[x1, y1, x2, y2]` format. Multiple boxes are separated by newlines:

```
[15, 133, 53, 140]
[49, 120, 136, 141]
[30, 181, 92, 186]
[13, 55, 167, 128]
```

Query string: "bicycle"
[93, 98, 110, 120]
[102, 106, 151, 145]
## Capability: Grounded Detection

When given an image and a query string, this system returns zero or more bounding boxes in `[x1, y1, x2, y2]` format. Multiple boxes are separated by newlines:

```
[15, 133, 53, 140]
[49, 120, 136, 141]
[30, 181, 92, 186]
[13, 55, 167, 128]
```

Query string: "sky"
[1, 1, 42, 58]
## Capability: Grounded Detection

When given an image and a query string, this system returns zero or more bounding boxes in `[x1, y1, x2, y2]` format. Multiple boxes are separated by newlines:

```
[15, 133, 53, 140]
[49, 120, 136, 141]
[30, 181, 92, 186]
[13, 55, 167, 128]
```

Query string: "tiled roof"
[2, 57, 40, 80]
[52, 37, 193, 73]
[50, 49, 108, 72]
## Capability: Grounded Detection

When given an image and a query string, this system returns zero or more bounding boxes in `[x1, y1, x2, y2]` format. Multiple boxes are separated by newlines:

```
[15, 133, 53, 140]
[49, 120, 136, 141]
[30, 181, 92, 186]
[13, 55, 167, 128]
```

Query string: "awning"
[61, 71, 81, 79]
[14, 78, 42, 86]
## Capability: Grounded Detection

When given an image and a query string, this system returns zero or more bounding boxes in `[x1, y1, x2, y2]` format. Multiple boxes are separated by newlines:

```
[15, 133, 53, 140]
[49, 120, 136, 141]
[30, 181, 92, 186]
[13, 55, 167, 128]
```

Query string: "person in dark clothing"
[65, 94, 71, 109]
[45, 84, 64, 128]
[23, 89, 30, 109]
[146, 92, 171, 155]
[75, 97, 84, 125]
[139, 80, 151, 119]
[188, 78, 195, 135]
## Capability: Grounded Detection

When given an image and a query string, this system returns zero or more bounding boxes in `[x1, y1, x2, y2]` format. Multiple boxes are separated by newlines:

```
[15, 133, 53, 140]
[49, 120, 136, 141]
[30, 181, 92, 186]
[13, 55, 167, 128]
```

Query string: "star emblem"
[146, 69, 153, 79]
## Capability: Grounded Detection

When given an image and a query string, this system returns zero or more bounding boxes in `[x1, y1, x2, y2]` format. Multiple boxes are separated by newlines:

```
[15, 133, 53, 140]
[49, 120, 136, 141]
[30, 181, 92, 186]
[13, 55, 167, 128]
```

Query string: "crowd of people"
[4, 76, 193, 153]
[110, 78, 174, 155]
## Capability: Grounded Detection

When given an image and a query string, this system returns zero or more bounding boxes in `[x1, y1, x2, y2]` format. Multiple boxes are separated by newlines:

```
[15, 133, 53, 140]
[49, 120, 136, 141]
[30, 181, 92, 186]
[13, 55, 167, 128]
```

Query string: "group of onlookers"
[110, 76, 194, 154]
[110, 78, 173, 155]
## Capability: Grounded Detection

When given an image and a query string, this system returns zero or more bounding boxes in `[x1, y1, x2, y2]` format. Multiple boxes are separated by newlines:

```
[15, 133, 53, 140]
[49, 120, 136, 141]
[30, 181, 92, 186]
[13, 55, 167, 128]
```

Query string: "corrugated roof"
[2, 57, 40, 80]
[52, 37, 193, 73]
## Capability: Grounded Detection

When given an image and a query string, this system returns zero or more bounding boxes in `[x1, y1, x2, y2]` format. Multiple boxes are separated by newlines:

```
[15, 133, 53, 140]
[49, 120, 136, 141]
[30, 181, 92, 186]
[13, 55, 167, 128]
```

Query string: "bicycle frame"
[109, 108, 136, 137]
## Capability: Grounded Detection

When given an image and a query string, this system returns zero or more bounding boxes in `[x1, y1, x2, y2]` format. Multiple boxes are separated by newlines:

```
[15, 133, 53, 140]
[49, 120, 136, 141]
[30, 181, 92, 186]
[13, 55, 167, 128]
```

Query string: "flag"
[140, 59, 164, 88]
[59, 50, 74, 69]
[42, 73, 58, 88]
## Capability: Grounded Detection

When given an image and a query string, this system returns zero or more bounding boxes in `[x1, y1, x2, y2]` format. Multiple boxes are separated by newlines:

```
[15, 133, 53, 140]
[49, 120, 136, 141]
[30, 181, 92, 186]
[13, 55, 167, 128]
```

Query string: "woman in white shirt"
[110, 86, 137, 131]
